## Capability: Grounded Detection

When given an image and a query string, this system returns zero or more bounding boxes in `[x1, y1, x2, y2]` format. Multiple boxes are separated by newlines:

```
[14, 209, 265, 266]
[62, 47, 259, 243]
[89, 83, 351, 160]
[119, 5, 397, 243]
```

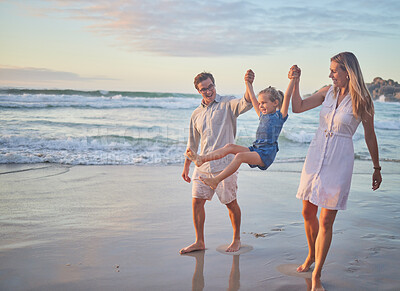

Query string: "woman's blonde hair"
[331, 52, 374, 119]
[258, 86, 284, 109]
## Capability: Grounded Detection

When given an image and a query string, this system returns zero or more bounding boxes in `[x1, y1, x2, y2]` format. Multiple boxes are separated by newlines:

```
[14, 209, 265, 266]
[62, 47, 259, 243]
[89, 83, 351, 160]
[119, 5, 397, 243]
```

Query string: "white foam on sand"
[216, 244, 253, 255]
[276, 264, 312, 278]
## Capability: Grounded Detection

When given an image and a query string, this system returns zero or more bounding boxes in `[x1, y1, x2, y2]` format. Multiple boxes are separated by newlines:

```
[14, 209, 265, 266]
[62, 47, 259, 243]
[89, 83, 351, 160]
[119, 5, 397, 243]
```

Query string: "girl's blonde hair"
[258, 86, 284, 109]
[331, 52, 374, 119]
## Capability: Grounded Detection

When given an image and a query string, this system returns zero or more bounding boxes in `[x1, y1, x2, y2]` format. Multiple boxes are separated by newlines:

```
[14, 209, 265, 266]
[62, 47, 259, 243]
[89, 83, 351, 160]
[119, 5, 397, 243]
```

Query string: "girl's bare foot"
[226, 239, 241, 252]
[179, 241, 206, 254]
[199, 176, 218, 190]
[185, 148, 204, 167]
[297, 256, 315, 272]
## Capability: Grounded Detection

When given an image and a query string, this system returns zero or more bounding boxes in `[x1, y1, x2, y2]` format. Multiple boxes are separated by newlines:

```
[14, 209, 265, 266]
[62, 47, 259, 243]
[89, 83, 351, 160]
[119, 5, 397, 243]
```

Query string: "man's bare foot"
[185, 148, 204, 167]
[226, 239, 241, 252]
[179, 241, 205, 254]
[297, 256, 315, 272]
[199, 176, 218, 190]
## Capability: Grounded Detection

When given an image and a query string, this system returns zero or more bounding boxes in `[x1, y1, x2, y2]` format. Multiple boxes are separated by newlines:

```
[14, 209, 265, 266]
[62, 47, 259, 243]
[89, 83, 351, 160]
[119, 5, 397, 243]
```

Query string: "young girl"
[186, 69, 297, 190]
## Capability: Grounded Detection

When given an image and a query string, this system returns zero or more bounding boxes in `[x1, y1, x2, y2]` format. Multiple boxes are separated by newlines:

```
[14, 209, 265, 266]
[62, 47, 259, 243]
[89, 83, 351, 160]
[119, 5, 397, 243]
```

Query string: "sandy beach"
[1, 161, 399, 290]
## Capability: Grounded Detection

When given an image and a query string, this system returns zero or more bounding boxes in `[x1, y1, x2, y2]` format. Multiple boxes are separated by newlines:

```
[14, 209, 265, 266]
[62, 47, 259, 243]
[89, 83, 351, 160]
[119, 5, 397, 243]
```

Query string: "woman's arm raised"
[289, 65, 328, 113]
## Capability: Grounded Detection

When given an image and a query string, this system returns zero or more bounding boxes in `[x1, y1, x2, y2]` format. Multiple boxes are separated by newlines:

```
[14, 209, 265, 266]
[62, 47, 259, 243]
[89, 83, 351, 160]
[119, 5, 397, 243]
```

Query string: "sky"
[0, 0, 399, 95]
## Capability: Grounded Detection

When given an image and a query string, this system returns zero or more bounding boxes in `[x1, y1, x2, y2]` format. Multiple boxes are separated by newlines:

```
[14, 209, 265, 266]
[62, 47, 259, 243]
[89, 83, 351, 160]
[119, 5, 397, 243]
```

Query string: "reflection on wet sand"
[304, 278, 312, 291]
[276, 263, 314, 290]
[228, 255, 240, 291]
[186, 251, 204, 291]
[184, 252, 317, 290]
[182, 250, 240, 291]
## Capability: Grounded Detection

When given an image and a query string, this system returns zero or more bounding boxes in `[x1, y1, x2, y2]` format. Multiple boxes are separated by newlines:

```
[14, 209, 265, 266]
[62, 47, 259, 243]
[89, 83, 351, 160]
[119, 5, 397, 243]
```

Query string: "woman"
[290, 52, 382, 291]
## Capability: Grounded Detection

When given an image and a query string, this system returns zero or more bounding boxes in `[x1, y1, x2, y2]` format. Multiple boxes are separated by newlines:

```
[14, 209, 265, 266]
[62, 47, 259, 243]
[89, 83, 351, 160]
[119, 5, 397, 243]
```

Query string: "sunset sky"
[1, 0, 399, 95]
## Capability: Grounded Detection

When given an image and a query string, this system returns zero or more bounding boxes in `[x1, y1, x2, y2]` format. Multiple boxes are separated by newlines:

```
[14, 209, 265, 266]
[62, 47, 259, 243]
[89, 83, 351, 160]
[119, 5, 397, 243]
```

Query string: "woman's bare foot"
[297, 256, 315, 272]
[179, 241, 206, 254]
[185, 148, 204, 167]
[226, 239, 241, 252]
[199, 176, 219, 190]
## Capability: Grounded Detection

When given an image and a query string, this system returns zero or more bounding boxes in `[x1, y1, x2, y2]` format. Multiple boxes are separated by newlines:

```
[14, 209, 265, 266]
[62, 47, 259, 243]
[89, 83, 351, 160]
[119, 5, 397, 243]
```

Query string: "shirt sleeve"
[187, 115, 200, 153]
[229, 95, 253, 117]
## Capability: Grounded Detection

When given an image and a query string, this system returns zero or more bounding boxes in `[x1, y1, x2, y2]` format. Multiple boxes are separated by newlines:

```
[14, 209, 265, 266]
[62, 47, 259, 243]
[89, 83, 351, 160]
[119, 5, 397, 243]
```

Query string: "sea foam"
[0, 135, 186, 165]
[0, 92, 200, 109]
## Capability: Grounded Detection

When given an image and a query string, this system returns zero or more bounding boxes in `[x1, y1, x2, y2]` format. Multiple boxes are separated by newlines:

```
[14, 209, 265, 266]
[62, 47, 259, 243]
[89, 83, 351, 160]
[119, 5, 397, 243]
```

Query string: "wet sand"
[0, 161, 399, 290]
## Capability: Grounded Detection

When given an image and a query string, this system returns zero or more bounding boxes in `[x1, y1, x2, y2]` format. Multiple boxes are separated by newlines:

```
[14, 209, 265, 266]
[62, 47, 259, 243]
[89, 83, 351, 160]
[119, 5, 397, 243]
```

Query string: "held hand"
[372, 170, 382, 190]
[291, 64, 300, 73]
[288, 65, 301, 79]
[245, 69, 255, 84]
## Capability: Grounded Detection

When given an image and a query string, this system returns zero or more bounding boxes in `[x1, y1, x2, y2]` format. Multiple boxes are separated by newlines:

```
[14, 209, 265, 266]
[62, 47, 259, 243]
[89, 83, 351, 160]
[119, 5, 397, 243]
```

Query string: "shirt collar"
[201, 94, 221, 107]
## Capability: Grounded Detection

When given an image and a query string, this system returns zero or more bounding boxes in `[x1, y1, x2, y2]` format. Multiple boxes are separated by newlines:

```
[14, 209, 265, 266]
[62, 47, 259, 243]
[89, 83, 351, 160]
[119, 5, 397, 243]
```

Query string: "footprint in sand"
[346, 258, 366, 273]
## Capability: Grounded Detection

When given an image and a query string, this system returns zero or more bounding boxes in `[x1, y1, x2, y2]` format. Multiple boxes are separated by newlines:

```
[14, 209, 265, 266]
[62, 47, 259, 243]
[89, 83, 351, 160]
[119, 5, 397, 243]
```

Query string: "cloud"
[14, 0, 400, 57]
[0, 66, 115, 83]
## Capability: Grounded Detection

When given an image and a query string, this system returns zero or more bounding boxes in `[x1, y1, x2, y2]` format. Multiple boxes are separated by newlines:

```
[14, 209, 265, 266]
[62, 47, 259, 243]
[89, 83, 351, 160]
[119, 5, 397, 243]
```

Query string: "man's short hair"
[194, 72, 215, 90]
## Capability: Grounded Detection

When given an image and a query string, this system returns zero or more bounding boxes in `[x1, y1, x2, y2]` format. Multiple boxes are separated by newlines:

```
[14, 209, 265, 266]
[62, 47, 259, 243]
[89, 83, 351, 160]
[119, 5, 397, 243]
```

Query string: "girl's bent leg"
[297, 200, 319, 272]
[203, 144, 250, 163]
[186, 144, 249, 168]
[200, 151, 261, 189]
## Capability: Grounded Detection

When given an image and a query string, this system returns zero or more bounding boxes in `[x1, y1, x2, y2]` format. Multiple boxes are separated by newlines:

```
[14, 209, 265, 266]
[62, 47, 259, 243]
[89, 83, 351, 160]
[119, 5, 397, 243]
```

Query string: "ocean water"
[0, 88, 399, 165]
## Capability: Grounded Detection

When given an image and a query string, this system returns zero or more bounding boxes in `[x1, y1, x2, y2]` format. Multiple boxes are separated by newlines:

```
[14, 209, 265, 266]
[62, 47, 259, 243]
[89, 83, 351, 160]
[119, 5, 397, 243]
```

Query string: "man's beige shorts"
[192, 168, 238, 205]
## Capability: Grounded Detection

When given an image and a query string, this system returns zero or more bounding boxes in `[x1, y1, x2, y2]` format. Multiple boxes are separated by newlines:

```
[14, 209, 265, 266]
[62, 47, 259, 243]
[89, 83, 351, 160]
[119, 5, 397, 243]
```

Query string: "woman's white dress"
[296, 86, 361, 210]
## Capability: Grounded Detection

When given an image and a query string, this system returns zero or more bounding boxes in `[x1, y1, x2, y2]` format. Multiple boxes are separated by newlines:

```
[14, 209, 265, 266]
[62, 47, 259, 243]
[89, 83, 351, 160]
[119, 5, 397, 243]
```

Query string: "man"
[180, 71, 253, 254]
